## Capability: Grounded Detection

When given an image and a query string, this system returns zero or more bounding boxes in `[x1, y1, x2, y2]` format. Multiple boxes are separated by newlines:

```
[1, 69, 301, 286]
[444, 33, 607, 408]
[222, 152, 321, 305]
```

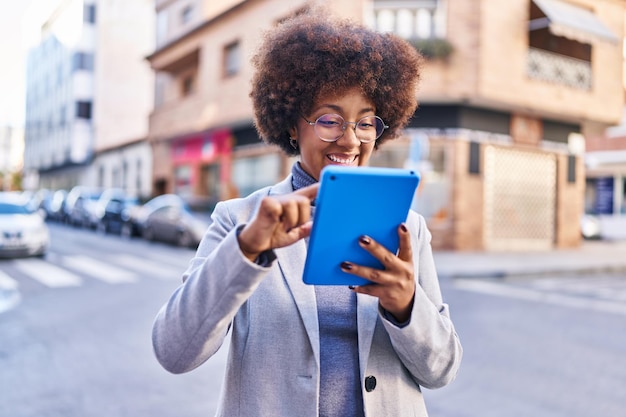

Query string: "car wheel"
[96, 222, 107, 234]
[120, 223, 132, 239]
[143, 226, 155, 241]
[177, 231, 193, 248]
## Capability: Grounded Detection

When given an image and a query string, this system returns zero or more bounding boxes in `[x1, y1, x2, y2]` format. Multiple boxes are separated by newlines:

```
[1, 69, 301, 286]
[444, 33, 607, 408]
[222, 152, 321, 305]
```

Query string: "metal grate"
[484, 146, 557, 250]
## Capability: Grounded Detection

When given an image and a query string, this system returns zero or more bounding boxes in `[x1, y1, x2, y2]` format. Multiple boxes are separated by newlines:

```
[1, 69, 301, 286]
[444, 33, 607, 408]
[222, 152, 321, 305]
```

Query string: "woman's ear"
[288, 126, 297, 139]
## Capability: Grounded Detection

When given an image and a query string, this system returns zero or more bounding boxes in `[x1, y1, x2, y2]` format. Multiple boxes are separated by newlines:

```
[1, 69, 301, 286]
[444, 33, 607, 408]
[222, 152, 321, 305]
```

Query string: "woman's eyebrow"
[313, 104, 375, 114]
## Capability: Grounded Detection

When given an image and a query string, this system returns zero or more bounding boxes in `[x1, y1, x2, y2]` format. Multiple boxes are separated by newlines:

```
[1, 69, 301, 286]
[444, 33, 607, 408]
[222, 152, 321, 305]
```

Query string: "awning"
[529, 0, 619, 44]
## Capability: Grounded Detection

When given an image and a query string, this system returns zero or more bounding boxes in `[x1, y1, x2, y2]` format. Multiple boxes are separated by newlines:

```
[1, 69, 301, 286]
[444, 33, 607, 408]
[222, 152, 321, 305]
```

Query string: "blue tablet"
[303, 166, 420, 286]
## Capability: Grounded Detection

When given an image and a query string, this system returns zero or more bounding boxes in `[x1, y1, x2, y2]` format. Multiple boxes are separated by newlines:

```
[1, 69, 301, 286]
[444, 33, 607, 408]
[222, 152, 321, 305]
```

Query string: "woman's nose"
[336, 123, 361, 147]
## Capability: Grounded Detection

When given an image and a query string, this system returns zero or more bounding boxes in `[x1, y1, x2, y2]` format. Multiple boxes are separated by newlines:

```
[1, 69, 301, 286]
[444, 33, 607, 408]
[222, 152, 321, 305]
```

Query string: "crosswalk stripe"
[112, 254, 184, 281]
[62, 255, 137, 284]
[0, 270, 21, 314]
[13, 259, 83, 287]
[0, 270, 19, 290]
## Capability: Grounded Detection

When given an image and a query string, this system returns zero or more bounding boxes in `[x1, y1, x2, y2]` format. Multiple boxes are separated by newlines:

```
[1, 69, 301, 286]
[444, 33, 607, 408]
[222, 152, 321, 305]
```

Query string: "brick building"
[147, 0, 625, 251]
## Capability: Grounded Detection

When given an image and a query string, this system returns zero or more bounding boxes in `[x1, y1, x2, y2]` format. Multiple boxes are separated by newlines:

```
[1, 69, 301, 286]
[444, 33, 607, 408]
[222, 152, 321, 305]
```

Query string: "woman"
[152, 10, 462, 417]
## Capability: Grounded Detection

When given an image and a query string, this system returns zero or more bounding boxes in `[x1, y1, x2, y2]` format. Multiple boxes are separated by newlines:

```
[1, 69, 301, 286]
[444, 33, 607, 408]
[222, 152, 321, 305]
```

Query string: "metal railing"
[527, 47, 592, 90]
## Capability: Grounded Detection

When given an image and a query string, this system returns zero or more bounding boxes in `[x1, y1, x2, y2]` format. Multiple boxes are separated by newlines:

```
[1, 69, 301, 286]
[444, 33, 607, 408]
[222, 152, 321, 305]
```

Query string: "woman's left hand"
[341, 223, 416, 323]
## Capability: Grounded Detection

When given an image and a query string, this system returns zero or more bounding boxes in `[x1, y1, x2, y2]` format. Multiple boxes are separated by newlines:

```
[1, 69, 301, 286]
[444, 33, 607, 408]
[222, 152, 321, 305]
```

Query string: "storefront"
[171, 129, 233, 202]
[585, 150, 626, 240]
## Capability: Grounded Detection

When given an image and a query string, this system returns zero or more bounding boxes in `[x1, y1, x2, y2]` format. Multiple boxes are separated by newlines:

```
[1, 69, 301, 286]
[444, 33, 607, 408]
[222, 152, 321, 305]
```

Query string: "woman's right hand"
[237, 183, 319, 261]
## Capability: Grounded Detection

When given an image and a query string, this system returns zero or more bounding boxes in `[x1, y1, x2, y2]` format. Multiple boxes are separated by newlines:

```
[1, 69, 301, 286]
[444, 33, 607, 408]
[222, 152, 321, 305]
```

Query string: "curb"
[439, 265, 626, 280]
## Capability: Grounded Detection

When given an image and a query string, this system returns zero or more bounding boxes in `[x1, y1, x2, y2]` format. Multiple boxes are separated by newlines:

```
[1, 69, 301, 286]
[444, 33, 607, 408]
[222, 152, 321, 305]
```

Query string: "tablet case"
[303, 166, 420, 286]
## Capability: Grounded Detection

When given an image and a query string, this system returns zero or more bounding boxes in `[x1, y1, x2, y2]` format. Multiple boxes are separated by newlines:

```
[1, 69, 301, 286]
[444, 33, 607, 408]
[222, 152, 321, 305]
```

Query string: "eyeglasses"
[302, 113, 389, 143]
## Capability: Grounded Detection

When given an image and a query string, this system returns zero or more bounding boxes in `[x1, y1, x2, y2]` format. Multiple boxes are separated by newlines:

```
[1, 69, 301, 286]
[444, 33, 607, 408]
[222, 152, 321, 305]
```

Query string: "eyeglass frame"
[301, 113, 389, 144]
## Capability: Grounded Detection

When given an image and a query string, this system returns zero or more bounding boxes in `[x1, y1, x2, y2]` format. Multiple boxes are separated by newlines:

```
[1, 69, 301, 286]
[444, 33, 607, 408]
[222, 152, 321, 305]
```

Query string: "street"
[1, 223, 626, 417]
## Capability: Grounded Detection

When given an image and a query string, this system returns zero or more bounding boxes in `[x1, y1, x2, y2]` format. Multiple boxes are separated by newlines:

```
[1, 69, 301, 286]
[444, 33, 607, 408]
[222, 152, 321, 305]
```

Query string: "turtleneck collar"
[291, 162, 318, 191]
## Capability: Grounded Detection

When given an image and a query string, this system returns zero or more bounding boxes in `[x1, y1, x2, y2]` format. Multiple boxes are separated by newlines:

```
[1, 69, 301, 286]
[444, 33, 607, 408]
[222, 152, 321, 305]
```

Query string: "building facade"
[23, 0, 155, 200]
[146, 0, 625, 251]
[0, 126, 24, 191]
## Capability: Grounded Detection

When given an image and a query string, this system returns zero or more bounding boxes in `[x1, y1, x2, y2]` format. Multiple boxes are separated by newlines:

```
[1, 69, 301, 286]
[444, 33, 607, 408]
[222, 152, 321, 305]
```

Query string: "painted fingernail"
[348, 285, 356, 290]
[359, 235, 371, 245]
[400, 223, 408, 232]
[340, 262, 353, 270]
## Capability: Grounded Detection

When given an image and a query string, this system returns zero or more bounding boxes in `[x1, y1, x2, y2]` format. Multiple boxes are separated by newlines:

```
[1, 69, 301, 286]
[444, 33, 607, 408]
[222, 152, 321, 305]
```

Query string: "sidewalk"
[433, 240, 626, 279]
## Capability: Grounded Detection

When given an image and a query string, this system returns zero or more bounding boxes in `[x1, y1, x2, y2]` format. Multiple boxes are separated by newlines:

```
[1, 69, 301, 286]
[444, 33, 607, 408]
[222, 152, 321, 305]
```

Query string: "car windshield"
[0, 202, 33, 215]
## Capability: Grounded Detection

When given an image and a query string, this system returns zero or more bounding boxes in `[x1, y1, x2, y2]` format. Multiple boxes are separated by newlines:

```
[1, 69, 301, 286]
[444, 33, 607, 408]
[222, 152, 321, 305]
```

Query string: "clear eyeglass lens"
[314, 114, 384, 143]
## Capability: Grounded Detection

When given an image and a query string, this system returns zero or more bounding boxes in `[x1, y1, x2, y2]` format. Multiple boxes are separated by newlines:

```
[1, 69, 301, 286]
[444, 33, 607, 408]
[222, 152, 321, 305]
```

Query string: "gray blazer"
[152, 174, 462, 417]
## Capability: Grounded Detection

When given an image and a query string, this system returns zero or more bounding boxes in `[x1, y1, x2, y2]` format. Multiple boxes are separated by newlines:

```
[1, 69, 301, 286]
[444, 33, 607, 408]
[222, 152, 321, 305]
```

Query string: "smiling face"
[290, 88, 377, 181]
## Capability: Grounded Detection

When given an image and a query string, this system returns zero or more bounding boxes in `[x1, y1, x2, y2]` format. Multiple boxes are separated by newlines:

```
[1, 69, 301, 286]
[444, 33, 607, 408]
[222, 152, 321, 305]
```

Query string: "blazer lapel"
[357, 293, 379, 378]
[275, 241, 320, 365]
[270, 175, 321, 364]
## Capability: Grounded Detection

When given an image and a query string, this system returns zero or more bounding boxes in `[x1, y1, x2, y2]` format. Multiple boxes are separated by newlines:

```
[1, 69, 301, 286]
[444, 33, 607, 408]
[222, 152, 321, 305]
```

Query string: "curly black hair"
[250, 10, 423, 156]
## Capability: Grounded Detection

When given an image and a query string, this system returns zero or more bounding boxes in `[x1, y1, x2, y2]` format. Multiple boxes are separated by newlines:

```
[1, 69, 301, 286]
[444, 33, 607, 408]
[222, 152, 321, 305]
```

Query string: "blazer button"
[365, 375, 377, 392]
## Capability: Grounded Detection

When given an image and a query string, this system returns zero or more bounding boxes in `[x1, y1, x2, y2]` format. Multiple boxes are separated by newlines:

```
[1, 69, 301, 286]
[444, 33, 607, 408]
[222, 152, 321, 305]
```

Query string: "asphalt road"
[1, 222, 625, 417]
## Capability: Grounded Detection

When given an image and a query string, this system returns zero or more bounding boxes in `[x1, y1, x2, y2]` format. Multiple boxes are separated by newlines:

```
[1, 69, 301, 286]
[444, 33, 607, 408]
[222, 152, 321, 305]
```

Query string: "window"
[76, 101, 92, 119]
[59, 105, 66, 127]
[72, 52, 94, 71]
[223, 41, 241, 77]
[156, 10, 169, 47]
[136, 159, 142, 193]
[84, 4, 96, 24]
[181, 5, 193, 24]
[181, 73, 195, 96]
[232, 154, 281, 197]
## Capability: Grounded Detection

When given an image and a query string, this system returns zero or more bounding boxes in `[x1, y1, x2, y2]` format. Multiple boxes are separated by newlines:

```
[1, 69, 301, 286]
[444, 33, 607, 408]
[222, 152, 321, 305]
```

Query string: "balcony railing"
[371, 0, 445, 39]
[527, 47, 592, 90]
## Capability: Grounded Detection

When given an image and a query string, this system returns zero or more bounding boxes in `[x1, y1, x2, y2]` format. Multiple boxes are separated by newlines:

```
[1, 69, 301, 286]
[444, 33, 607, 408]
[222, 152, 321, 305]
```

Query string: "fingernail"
[359, 235, 371, 245]
[348, 285, 356, 290]
[400, 223, 408, 232]
[340, 262, 353, 270]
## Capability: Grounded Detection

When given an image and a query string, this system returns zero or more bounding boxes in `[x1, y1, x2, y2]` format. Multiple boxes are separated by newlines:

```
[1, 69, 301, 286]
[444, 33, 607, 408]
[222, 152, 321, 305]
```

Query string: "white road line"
[455, 279, 626, 316]
[0, 270, 19, 290]
[112, 254, 184, 281]
[12, 259, 83, 287]
[62, 255, 137, 284]
[0, 270, 21, 314]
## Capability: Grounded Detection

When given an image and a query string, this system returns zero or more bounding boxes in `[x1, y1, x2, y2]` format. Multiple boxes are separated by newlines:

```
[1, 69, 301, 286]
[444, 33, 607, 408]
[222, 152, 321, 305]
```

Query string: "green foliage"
[11, 172, 22, 190]
[408, 37, 454, 60]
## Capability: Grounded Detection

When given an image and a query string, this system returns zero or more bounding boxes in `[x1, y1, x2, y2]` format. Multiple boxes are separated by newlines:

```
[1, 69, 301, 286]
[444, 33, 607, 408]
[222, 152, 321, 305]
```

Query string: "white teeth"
[328, 155, 354, 164]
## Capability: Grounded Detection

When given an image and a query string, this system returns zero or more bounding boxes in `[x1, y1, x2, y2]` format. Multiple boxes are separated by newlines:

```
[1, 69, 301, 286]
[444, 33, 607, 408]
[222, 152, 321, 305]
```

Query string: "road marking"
[0, 270, 19, 290]
[62, 255, 137, 284]
[455, 279, 626, 316]
[0, 270, 21, 314]
[12, 259, 83, 287]
[112, 254, 184, 281]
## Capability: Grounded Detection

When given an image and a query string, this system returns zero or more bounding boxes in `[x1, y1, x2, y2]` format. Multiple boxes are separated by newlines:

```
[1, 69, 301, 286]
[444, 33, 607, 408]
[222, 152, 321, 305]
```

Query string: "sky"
[0, 0, 59, 128]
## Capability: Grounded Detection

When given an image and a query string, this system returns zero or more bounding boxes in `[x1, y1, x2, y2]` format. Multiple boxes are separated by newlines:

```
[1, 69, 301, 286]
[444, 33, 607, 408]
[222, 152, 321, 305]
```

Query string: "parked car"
[581, 214, 602, 240]
[0, 192, 50, 258]
[47, 189, 68, 222]
[120, 194, 177, 238]
[139, 194, 213, 248]
[95, 190, 139, 234]
[64, 186, 104, 228]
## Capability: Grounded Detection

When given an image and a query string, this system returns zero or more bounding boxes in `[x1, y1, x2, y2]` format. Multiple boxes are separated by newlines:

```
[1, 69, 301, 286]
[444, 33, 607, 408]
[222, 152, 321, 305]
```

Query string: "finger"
[358, 235, 396, 269]
[279, 199, 301, 231]
[341, 261, 385, 285]
[294, 182, 319, 201]
[396, 223, 413, 262]
[280, 193, 314, 229]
